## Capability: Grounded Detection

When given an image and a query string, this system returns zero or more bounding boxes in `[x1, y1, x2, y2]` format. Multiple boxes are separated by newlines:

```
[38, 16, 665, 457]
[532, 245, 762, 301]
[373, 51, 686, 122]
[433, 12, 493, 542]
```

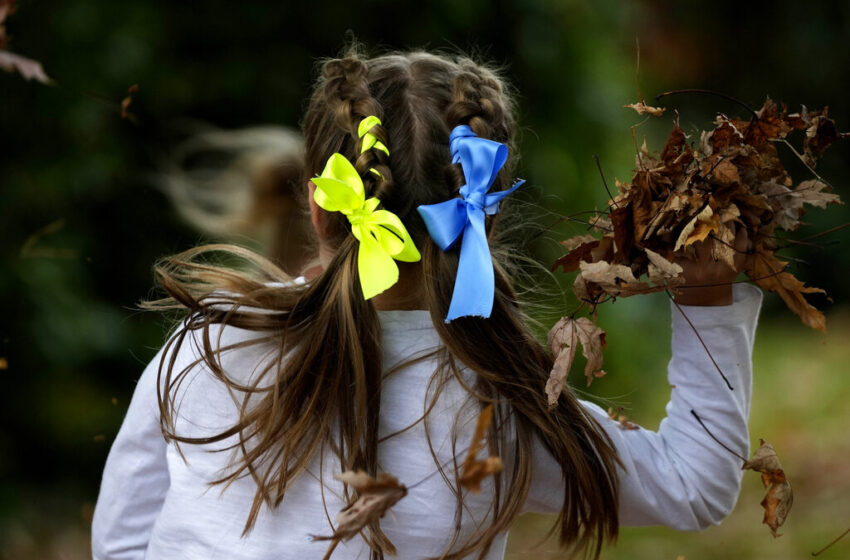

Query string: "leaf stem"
[654, 88, 758, 118]
[812, 525, 850, 556]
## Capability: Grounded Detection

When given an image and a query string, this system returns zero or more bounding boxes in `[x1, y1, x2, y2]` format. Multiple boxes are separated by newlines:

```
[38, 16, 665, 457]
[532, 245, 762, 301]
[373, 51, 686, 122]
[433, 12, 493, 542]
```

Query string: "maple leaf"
[743, 439, 793, 537]
[747, 252, 826, 332]
[310, 470, 407, 557]
[553, 97, 843, 330]
[546, 316, 607, 405]
[459, 404, 503, 493]
[624, 101, 666, 117]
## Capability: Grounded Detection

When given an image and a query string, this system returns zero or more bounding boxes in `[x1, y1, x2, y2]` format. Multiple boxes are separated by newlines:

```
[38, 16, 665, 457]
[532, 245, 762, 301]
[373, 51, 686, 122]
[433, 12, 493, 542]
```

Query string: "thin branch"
[812, 525, 850, 557]
[667, 291, 734, 390]
[799, 221, 850, 242]
[654, 88, 758, 118]
[690, 410, 747, 462]
[593, 154, 619, 209]
[770, 137, 835, 189]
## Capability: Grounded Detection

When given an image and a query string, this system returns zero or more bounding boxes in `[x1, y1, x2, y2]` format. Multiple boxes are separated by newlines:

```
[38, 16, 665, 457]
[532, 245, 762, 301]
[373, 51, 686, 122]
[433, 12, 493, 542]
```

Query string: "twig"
[770, 137, 835, 190]
[690, 410, 747, 462]
[799, 221, 850, 242]
[812, 525, 850, 557]
[654, 88, 758, 118]
[667, 290, 734, 390]
[593, 154, 619, 209]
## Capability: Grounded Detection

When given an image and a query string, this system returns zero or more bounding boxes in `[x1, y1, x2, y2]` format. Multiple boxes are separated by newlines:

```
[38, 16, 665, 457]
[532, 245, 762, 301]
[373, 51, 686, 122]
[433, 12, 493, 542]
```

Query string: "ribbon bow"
[417, 125, 524, 321]
[313, 153, 420, 300]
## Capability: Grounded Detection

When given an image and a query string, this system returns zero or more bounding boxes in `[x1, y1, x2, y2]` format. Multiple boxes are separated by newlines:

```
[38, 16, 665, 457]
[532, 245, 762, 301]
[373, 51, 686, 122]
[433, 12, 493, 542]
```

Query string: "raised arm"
[526, 283, 762, 529]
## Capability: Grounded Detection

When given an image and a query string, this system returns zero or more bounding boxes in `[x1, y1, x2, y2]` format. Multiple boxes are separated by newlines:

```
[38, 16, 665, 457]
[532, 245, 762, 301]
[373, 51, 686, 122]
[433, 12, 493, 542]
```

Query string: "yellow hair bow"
[312, 153, 421, 300]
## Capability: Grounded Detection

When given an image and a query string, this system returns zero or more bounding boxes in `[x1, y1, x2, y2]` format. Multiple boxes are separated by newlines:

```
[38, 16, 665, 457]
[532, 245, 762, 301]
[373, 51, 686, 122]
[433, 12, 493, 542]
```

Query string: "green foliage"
[1, 0, 849, 557]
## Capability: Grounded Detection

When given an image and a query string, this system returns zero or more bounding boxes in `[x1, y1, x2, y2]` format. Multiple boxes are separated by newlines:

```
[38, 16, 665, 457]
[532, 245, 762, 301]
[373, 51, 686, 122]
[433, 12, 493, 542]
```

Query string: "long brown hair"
[149, 47, 620, 559]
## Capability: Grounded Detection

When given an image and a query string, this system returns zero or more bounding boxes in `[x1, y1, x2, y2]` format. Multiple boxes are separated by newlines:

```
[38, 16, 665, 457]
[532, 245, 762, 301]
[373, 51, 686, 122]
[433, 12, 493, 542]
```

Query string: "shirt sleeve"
[91, 342, 173, 559]
[525, 283, 763, 530]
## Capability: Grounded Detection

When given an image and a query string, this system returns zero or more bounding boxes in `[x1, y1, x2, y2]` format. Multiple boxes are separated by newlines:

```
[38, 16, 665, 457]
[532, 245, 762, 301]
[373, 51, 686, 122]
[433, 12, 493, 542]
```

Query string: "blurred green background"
[2, 0, 849, 558]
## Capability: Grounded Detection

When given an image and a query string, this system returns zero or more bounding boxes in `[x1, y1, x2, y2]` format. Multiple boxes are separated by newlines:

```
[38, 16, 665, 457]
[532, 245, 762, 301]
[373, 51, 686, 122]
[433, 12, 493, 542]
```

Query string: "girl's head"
[153, 47, 619, 560]
[302, 51, 515, 252]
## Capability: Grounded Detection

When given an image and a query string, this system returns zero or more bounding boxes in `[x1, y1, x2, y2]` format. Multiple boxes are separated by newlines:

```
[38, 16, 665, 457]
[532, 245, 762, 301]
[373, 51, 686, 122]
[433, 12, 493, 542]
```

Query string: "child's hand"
[673, 226, 751, 306]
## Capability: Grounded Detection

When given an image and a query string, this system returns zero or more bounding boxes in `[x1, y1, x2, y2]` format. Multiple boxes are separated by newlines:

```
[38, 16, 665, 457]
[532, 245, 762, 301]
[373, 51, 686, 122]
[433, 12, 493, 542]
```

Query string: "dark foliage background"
[2, 1, 849, 557]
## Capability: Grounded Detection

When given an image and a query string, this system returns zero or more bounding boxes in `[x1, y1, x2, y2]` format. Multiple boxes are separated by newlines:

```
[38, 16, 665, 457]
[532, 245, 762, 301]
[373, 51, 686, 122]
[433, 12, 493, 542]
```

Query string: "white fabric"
[92, 284, 762, 559]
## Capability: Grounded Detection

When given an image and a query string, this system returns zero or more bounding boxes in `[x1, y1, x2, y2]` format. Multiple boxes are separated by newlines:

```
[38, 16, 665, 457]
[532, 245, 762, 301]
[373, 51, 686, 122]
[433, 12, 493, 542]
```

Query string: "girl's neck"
[305, 245, 426, 311]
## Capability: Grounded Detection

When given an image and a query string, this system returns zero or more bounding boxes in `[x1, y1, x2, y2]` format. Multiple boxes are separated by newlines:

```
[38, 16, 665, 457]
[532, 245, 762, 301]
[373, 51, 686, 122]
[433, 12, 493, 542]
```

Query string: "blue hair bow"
[417, 125, 524, 322]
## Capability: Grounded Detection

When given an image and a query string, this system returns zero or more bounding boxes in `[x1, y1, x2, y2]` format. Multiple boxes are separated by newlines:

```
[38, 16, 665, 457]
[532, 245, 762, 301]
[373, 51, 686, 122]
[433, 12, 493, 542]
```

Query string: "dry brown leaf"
[459, 404, 503, 493]
[545, 317, 578, 408]
[748, 252, 826, 331]
[743, 439, 793, 537]
[121, 84, 139, 120]
[579, 260, 639, 290]
[553, 97, 843, 330]
[675, 205, 718, 251]
[0, 357, 7, 370]
[795, 179, 842, 209]
[607, 407, 640, 430]
[545, 316, 607, 403]
[624, 101, 666, 117]
[310, 470, 407, 553]
[574, 317, 607, 386]
[560, 234, 599, 251]
[645, 248, 683, 285]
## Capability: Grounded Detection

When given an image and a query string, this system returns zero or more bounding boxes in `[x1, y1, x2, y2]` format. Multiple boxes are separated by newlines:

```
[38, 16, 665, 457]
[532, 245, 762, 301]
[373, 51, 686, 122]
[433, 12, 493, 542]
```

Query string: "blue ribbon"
[417, 125, 524, 321]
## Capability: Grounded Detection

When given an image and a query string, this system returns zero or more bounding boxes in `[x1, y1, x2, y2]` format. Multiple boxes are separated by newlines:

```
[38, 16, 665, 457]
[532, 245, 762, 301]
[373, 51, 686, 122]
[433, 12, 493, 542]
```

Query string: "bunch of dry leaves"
[547, 97, 845, 403]
[555, 97, 844, 331]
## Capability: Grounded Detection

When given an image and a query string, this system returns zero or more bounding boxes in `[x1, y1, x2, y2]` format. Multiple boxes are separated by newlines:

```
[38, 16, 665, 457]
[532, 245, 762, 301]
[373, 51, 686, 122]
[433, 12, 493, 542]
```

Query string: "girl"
[92, 49, 762, 560]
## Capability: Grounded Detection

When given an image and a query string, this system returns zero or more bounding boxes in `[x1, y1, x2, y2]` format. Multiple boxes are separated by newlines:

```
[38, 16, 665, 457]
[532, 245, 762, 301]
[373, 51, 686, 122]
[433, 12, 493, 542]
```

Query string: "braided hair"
[155, 47, 620, 560]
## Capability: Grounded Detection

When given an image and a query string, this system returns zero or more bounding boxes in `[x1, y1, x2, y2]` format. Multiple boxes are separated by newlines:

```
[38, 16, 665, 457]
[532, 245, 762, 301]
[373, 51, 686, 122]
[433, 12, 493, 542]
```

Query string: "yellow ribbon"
[358, 115, 389, 156]
[312, 153, 421, 300]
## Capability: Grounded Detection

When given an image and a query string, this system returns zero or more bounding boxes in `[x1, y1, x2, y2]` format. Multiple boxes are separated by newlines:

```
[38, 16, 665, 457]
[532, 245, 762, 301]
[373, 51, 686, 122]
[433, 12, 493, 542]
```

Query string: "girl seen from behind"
[92, 48, 762, 560]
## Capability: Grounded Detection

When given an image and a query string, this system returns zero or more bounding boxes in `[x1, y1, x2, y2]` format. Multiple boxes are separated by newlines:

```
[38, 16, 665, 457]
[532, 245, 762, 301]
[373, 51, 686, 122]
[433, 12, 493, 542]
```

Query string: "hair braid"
[319, 54, 397, 203]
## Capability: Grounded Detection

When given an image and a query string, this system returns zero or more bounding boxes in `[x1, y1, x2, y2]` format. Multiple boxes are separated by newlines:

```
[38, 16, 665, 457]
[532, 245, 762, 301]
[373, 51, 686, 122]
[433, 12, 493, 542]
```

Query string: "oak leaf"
[743, 439, 793, 537]
[459, 404, 503, 493]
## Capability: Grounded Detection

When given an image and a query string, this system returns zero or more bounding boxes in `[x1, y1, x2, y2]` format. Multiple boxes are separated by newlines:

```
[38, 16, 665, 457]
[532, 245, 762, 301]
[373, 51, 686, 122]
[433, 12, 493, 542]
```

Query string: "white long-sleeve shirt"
[92, 283, 762, 559]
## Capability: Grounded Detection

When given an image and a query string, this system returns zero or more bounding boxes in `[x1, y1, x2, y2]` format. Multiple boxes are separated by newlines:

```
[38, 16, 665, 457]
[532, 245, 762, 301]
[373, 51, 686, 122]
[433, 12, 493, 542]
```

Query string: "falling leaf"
[607, 407, 640, 430]
[545, 318, 578, 408]
[546, 316, 607, 404]
[310, 470, 407, 554]
[121, 84, 139, 120]
[742, 439, 793, 537]
[0, 49, 52, 84]
[0, 357, 7, 370]
[624, 101, 666, 117]
[459, 404, 503, 493]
